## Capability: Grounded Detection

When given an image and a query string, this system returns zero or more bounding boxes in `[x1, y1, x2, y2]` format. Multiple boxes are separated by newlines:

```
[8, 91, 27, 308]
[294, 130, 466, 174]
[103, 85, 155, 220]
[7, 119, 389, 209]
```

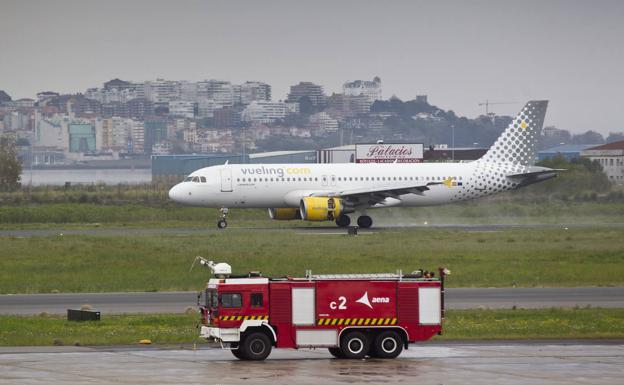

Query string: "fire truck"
[194, 257, 448, 361]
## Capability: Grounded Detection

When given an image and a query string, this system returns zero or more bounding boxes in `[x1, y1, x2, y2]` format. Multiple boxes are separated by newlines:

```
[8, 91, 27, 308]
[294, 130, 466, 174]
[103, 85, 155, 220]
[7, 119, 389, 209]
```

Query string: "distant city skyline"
[1, 0, 623, 134]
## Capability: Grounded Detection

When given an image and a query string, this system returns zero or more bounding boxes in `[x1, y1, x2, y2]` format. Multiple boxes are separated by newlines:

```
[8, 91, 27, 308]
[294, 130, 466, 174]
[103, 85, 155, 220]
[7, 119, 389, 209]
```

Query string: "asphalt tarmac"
[1, 222, 622, 238]
[1, 287, 623, 315]
[1, 342, 622, 385]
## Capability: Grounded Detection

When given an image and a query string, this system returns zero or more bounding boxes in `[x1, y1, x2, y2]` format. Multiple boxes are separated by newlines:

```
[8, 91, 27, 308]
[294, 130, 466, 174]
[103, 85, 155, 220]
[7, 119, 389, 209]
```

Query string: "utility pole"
[451, 124, 455, 162]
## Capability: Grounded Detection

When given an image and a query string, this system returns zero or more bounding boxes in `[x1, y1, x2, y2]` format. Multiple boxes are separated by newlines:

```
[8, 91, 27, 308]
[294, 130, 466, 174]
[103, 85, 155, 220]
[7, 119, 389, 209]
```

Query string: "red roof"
[586, 140, 624, 151]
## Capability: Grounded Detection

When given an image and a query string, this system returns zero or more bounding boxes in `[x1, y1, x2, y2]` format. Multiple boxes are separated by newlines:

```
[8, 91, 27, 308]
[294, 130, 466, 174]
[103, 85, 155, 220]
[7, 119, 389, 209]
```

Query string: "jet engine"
[299, 197, 343, 221]
[268, 208, 302, 220]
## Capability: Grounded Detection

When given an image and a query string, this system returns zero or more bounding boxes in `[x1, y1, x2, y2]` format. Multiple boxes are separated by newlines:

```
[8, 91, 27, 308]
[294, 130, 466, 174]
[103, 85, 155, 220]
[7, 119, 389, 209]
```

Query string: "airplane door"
[321, 175, 328, 187]
[220, 169, 233, 192]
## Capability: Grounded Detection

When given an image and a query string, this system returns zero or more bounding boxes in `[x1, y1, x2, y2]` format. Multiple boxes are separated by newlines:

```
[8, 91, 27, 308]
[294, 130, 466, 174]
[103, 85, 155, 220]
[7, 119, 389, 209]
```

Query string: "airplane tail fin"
[480, 100, 548, 166]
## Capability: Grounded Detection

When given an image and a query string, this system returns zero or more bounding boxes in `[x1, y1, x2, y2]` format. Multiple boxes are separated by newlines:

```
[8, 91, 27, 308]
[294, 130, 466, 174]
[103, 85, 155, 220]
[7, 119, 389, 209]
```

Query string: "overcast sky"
[1, 0, 623, 134]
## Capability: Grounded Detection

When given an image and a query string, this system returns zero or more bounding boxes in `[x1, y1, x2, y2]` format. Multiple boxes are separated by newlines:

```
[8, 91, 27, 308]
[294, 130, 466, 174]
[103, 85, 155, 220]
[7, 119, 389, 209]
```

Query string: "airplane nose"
[168, 184, 183, 202]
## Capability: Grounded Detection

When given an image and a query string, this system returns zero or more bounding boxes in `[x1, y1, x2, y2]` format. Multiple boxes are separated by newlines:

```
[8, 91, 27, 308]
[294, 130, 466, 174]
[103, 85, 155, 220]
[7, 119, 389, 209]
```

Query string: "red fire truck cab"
[197, 259, 448, 361]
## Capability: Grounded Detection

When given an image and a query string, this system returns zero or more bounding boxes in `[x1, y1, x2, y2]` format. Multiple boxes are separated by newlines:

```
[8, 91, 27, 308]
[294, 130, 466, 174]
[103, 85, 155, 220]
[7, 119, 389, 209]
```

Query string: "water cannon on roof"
[190, 256, 232, 278]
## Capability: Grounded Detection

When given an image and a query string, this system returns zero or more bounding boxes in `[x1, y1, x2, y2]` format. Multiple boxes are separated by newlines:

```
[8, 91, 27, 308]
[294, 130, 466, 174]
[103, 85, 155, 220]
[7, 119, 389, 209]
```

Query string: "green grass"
[1, 201, 624, 229]
[439, 308, 624, 340]
[1, 308, 622, 346]
[1, 227, 623, 294]
[0, 313, 200, 346]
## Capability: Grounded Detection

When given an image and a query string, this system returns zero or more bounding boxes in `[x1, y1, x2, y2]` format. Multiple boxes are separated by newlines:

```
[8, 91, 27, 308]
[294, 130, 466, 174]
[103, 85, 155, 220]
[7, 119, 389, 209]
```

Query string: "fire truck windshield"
[205, 289, 218, 308]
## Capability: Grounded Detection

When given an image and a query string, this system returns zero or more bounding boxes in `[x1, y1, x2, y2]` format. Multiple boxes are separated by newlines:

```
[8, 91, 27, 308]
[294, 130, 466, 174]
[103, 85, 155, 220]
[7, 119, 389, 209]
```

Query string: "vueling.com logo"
[240, 166, 311, 178]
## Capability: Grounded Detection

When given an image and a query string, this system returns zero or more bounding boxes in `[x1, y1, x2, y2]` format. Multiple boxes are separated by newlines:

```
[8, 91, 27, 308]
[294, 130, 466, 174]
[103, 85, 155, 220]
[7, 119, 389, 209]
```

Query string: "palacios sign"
[355, 143, 424, 163]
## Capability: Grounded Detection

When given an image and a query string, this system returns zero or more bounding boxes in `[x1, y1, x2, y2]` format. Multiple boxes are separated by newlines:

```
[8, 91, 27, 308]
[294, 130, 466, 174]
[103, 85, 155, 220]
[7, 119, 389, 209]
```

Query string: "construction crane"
[478, 100, 516, 115]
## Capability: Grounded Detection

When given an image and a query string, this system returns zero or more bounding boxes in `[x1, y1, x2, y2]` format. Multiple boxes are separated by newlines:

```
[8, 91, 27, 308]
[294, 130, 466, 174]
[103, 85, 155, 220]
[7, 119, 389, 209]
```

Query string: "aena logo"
[355, 292, 390, 309]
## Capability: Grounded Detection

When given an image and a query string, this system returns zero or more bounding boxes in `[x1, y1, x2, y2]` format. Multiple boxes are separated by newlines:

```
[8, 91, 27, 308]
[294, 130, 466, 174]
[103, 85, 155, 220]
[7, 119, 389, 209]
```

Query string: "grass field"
[1, 308, 622, 346]
[1, 227, 623, 294]
[1, 201, 624, 229]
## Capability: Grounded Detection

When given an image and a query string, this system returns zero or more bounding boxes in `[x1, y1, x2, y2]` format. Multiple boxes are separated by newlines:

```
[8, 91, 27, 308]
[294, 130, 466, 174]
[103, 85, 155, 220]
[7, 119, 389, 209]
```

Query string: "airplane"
[169, 100, 560, 229]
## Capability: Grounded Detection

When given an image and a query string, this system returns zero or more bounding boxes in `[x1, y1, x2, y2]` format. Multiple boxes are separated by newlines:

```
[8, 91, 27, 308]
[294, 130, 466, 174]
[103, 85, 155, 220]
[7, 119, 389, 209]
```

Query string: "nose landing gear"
[217, 208, 229, 229]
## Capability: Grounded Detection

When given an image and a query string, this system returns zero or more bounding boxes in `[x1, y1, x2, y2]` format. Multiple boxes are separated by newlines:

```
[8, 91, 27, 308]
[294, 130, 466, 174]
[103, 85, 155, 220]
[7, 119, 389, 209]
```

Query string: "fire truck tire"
[372, 330, 403, 359]
[328, 347, 346, 359]
[240, 332, 272, 361]
[340, 331, 370, 359]
[231, 346, 247, 360]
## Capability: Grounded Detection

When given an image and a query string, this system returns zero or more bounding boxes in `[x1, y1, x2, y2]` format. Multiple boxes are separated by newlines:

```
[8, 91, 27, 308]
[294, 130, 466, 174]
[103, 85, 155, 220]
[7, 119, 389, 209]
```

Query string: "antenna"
[478, 100, 516, 115]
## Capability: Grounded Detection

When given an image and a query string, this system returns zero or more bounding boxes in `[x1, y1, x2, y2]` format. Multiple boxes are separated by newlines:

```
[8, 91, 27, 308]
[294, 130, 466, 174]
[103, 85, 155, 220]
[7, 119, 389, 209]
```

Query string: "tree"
[0, 137, 22, 191]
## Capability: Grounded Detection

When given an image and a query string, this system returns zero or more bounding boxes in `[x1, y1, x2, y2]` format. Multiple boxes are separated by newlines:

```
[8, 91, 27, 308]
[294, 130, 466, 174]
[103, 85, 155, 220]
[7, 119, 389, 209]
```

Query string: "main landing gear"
[217, 208, 229, 229]
[357, 215, 373, 228]
[335, 214, 373, 228]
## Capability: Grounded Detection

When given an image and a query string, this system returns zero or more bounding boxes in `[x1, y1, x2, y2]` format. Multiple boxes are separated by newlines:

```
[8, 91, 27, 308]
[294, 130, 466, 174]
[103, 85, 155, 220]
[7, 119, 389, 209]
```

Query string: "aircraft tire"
[335, 214, 351, 227]
[357, 215, 373, 228]
[217, 219, 228, 229]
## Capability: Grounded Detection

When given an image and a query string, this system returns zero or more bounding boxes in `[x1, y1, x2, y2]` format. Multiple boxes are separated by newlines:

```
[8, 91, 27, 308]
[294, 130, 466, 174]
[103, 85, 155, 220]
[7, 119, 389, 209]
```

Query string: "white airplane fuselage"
[168, 100, 556, 227]
[169, 160, 540, 207]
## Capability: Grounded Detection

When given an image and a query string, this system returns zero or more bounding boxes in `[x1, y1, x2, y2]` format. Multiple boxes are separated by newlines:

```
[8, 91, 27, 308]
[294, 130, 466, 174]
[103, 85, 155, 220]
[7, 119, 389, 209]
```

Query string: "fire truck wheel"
[241, 332, 272, 361]
[328, 347, 346, 359]
[340, 331, 370, 359]
[372, 330, 403, 359]
[230, 345, 247, 360]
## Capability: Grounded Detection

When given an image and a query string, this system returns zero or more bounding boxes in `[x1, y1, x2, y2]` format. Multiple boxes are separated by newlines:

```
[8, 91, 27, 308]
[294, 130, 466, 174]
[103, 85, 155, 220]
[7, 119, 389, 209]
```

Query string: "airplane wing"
[311, 182, 441, 207]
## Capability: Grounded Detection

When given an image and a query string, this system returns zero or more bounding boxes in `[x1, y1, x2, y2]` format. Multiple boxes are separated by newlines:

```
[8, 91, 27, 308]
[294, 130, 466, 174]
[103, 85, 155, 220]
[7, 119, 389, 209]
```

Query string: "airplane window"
[287, 178, 290, 181]
[314, 177, 318, 181]
[393, 177, 397, 181]
[270, 178, 274, 182]
[298, 177, 301, 181]
[253, 178, 257, 182]
[382, 177, 386, 181]
[200, 176, 206, 183]
[398, 177, 402, 181]
[192, 176, 199, 183]
[184, 176, 193, 182]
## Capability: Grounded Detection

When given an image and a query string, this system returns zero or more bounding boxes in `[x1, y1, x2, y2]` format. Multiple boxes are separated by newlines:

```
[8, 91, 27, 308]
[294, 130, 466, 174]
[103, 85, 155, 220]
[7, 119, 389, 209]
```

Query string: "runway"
[1, 342, 622, 385]
[1, 222, 623, 238]
[1, 287, 623, 315]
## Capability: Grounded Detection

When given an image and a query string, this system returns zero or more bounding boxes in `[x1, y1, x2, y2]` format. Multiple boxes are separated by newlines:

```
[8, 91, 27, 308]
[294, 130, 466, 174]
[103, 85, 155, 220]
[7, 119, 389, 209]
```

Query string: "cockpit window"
[184, 176, 193, 182]
[200, 176, 206, 183]
[192, 176, 200, 183]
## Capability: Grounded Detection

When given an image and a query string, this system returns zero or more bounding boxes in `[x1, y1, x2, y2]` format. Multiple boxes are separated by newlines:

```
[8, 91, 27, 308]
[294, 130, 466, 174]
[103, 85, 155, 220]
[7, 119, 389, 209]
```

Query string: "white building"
[240, 81, 271, 105]
[308, 112, 339, 134]
[99, 117, 139, 151]
[241, 101, 290, 124]
[168, 100, 196, 118]
[144, 79, 179, 105]
[343, 77, 382, 104]
[582, 140, 624, 183]
[197, 99, 217, 118]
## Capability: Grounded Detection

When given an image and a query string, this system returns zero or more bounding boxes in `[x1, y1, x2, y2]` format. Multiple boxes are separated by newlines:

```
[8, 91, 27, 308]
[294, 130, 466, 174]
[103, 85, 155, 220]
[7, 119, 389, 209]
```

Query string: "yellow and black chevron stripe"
[317, 318, 397, 326]
[220, 315, 269, 321]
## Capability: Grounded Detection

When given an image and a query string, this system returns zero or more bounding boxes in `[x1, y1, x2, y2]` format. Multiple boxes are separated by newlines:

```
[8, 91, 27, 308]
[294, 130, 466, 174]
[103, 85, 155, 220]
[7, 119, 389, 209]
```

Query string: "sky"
[1, 0, 623, 134]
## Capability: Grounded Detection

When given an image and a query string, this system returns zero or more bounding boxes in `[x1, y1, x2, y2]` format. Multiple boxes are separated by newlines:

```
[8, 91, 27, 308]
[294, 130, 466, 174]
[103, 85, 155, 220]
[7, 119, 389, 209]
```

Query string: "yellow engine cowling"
[268, 208, 302, 220]
[299, 197, 343, 221]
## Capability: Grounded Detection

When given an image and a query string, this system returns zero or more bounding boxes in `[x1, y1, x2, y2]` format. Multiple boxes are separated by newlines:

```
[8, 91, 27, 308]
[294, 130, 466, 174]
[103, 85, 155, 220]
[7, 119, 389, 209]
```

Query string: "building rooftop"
[585, 140, 624, 151]
[540, 144, 601, 153]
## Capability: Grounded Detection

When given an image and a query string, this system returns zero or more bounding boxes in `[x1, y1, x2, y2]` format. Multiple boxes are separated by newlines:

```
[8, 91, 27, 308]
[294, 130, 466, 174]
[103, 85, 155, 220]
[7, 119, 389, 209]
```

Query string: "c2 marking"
[330, 296, 347, 310]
